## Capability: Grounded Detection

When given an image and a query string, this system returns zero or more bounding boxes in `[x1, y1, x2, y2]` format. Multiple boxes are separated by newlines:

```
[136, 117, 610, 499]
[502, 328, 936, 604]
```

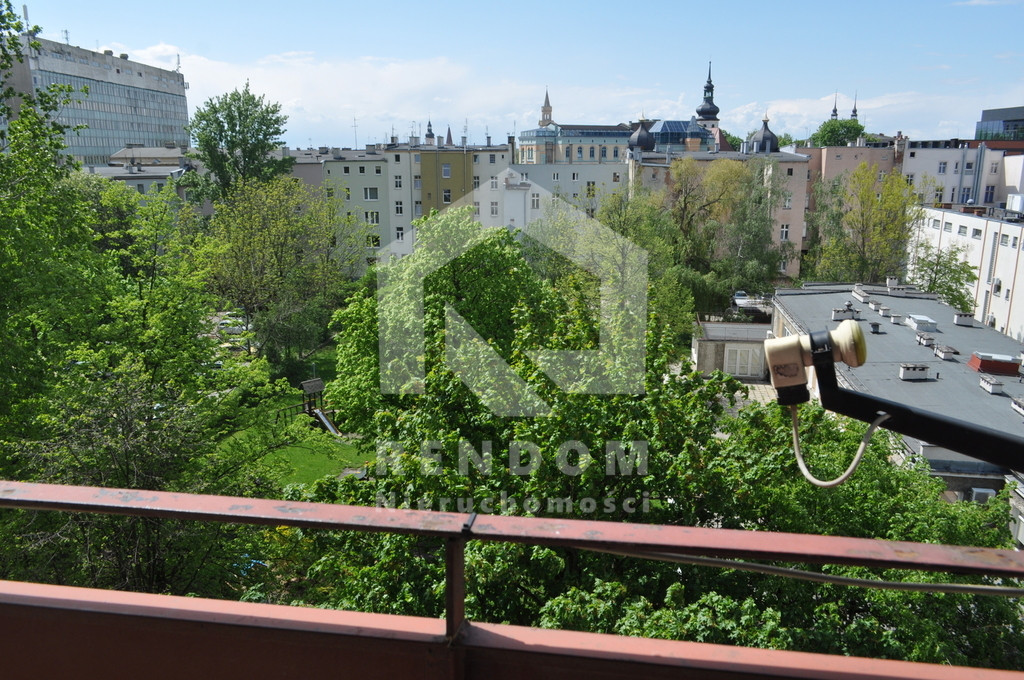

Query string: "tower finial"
[851, 91, 858, 120]
[831, 92, 838, 120]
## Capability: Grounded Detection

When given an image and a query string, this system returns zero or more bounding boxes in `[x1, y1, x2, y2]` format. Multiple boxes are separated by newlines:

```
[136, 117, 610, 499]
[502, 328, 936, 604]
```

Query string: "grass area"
[265, 438, 372, 486]
[260, 341, 374, 486]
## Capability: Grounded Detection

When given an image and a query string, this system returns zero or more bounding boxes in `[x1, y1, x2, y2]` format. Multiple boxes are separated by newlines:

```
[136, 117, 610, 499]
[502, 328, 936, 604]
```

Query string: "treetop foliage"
[809, 118, 866, 148]
[185, 81, 295, 198]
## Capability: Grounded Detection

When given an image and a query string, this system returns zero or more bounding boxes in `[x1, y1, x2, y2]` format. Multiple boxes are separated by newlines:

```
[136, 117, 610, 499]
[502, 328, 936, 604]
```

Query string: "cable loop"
[789, 405, 890, 487]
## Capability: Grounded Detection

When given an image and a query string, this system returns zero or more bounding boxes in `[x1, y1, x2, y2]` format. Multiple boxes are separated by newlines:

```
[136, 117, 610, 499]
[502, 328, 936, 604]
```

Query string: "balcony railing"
[1, 479, 1023, 679]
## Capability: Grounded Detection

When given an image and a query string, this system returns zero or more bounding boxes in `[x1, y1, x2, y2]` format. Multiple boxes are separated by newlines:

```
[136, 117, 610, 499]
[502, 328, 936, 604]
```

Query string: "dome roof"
[748, 116, 779, 153]
[696, 98, 720, 119]
[628, 120, 655, 151]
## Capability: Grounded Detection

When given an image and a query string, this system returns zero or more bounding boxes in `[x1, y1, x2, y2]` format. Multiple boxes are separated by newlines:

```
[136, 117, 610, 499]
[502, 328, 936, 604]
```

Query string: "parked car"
[733, 290, 755, 308]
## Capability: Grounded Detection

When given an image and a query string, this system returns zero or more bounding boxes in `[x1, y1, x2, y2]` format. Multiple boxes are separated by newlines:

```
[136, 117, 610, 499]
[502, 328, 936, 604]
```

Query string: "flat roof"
[775, 286, 1024, 470]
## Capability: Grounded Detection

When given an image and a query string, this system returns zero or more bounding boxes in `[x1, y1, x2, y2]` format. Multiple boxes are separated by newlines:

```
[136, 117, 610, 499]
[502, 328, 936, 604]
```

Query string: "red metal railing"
[1, 479, 1023, 678]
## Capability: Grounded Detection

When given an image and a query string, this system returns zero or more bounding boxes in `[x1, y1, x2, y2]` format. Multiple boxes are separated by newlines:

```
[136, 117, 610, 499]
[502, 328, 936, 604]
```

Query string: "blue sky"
[27, 0, 1024, 148]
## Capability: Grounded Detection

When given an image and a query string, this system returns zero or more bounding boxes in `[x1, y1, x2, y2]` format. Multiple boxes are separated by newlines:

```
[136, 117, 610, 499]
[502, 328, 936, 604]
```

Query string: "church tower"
[538, 89, 553, 127]
[695, 62, 720, 130]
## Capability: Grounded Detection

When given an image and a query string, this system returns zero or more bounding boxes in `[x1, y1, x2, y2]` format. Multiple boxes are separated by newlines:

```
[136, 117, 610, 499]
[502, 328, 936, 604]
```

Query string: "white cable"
[789, 405, 890, 487]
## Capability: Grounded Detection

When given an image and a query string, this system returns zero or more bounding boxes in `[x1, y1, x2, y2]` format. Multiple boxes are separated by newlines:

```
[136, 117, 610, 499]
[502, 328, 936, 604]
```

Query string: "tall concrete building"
[6, 34, 188, 165]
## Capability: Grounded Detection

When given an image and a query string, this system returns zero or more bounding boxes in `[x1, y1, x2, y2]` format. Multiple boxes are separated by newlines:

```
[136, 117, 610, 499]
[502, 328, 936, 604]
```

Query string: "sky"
[25, 0, 1024, 149]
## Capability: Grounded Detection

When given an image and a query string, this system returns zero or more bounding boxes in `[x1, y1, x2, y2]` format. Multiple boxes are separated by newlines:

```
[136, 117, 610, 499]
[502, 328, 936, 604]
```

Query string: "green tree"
[0, 3, 110, 430]
[815, 163, 922, 283]
[196, 176, 368, 365]
[809, 118, 866, 147]
[1, 182, 289, 596]
[245, 213, 1024, 669]
[909, 240, 978, 312]
[185, 82, 294, 199]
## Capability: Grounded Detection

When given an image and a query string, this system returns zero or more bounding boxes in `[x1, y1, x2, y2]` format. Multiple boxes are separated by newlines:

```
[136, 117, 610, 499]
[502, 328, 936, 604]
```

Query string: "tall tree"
[185, 82, 294, 199]
[815, 163, 922, 283]
[809, 118, 866, 147]
[196, 176, 368, 365]
[909, 240, 978, 312]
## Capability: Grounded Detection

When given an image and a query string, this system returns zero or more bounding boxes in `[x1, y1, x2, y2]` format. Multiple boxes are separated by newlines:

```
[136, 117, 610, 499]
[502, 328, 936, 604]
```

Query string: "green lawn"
[260, 342, 374, 486]
[265, 438, 372, 486]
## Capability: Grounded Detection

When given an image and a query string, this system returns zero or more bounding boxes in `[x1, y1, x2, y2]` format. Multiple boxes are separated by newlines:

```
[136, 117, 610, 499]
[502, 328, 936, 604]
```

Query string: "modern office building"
[976, 106, 1024, 141]
[5, 35, 188, 165]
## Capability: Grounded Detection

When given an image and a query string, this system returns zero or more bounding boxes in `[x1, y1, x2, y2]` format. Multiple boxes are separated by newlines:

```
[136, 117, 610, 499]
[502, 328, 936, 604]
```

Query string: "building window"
[364, 211, 380, 225]
[965, 162, 974, 176]
[443, 189, 451, 203]
[414, 174, 422, 189]
[943, 222, 952, 232]
[490, 176, 498, 189]
[878, 170, 885, 181]
[586, 181, 596, 198]
[366, 234, 381, 247]
[985, 185, 995, 203]
[414, 154, 420, 163]
[972, 228, 982, 239]
[576, 147, 583, 160]
[612, 172, 620, 182]
[344, 187, 351, 200]
[473, 154, 479, 163]
[136, 183, 144, 194]
[552, 172, 559, 181]
[958, 225, 968, 236]
[375, 166, 382, 175]
[1014, 237, 1019, 249]
[905, 174, 914, 185]
[394, 175, 402, 188]
[442, 163, 451, 178]
[1006, 288, 1012, 300]
[363, 187, 378, 200]
[960, 187, 971, 203]
[394, 154, 401, 162]
[930, 219, 940, 229]
[600, 146, 607, 159]
[589, 146, 595, 159]
[572, 172, 579, 181]
[531, 193, 540, 209]
[565, 147, 571, 160]
[490, 201, 498, 217]
[395, 225, 405, 241]
[395, 201, 403, 215]
[786, 167, 793, 176]
[1001, 233, 1009, 246]
[489, 154, 496, 164]
[780, 224, 790, 241]
[472, 175, 480, 189]
[783, 196, 792, 209]
[991, 162, 999, 174]
[938, 161, 947, 174]
[414, 200, 422, 217]
[613, 147, 619, 159]
[343, 166, 350, 174]
[473, 201, 480, 215]
[359, 166, 366, 174]
[953, 162, 960, 174]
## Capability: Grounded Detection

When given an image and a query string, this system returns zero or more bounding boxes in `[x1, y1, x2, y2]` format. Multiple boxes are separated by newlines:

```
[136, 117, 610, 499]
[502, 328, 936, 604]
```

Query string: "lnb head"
[764, 320, 866, 405]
